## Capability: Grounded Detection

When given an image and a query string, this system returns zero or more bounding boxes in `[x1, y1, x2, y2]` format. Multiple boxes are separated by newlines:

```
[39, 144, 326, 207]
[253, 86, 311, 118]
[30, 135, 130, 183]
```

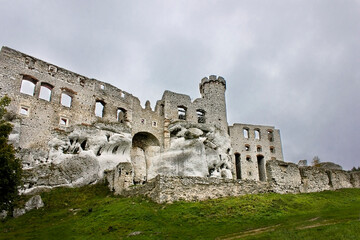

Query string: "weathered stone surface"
[298, 160, 308, 167]
[266, 160, 302, 193]
[299, 166, 330, 193]
[25, 195, 44, 211]
[328, 170, 352, 189]
[13, 208, 26, 218]
[0, 210, 8, 219]
[121, 175, 270, 203]
[317, 162, 343, 170]
[350, 171, 360, 187]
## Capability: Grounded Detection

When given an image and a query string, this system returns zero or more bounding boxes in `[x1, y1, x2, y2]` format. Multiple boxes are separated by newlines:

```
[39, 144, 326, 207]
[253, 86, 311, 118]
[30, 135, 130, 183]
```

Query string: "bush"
[0, 96, 22, 211]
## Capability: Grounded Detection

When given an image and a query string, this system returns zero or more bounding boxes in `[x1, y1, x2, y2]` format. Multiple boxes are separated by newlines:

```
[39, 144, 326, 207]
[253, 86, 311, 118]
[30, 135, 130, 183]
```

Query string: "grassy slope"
[1, 184, 359, 240]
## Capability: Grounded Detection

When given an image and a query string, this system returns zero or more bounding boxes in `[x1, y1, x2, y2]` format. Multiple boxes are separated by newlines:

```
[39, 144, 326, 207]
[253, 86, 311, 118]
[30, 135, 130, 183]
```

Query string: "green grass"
[1, 184, 360, 240]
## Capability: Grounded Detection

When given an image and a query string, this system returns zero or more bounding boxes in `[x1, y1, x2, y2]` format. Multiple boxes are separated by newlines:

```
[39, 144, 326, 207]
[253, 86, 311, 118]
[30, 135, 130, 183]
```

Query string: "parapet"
[199, 75, 226, 93]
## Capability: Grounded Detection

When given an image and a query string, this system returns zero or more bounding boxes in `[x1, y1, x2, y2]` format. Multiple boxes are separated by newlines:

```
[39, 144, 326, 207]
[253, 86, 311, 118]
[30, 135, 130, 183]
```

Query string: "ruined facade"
[0, 46, 284, 193]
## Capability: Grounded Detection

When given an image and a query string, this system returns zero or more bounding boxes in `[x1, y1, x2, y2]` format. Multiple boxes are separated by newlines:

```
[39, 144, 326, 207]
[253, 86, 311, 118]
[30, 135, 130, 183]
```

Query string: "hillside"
[1, 184, 360, 240]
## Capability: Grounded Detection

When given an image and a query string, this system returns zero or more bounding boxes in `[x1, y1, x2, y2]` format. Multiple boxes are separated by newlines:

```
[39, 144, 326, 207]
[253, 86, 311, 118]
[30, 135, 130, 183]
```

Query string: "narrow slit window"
[61, 93, 72, 107]
[95, 101, 105, 117]
[39, 83, 53, 101]
[178, 106, 186, 120]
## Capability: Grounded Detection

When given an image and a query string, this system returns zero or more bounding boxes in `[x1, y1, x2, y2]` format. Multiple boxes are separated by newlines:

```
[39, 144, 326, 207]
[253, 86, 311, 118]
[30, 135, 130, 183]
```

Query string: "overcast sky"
[1, 0, 359, 169]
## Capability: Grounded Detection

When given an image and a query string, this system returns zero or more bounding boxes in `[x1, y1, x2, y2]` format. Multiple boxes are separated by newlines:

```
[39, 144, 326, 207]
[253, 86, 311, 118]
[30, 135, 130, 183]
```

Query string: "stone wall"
[117, 160, 360, 203]
[121, 175, 269, 203]
[229, 123, 283, 182]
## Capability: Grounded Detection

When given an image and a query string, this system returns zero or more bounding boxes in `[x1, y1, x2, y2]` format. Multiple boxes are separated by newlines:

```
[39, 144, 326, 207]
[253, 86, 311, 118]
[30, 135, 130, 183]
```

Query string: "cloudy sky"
[1, 0, 359, 169]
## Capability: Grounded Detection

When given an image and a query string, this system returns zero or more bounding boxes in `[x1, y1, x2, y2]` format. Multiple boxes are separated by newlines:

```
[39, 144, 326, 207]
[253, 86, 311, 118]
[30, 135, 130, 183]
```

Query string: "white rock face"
[22, 124, 132, 193]
[21, 121, 234, 194]
[144, 122, 233, 180]
[13, 208, 26, 218]
[25, 195, 44, 211]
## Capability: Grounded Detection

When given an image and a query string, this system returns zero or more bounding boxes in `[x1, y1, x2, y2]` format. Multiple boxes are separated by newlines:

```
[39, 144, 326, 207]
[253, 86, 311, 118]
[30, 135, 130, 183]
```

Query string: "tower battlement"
[200, 75, 226, 94]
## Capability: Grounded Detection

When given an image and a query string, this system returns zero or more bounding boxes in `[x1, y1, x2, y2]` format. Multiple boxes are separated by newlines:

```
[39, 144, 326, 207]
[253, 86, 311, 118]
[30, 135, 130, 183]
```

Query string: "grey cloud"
[1, 0, 359, 169]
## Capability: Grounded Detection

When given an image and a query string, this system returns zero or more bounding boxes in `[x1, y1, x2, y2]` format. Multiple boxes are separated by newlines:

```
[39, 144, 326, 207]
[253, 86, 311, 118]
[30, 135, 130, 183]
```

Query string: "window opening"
[257, 146, 262, 152]
[39, 83, 53, 101]
[178, 106, 186, 120]
[254, 129, 260, 140]
[80, 140, 87, 150]
[268, 130, 274, 142]
[246, 155, 251, 161]
[196, 109, 206, 123]
[270, 146, 275, 153]
[235, 153, 241, 179]
[153, 121, 157, 127]
[20, 78, 37, 96]
[245, 144, 250, 151]
[243, 128, 249, 138]
[95, 101, 105, 117]
[20, 106, 29, 116]
[61, 93, 72, 107]
[117, 108, 127, 123]
[257, 155, 266, 181]
[100, 84, 105, 90]
[59, 117, 68, 126]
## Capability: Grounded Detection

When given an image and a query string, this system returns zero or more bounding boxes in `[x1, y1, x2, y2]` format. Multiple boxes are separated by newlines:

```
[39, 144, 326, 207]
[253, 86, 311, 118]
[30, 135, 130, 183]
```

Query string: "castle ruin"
[0, 46, 358, 202]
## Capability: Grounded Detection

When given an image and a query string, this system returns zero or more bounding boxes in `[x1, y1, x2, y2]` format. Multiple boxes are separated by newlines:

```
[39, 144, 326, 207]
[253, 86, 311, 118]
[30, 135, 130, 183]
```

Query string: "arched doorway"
[235, 153, 241, 180]
[131, 132, 160, 184]
[257, 155, 266, 182]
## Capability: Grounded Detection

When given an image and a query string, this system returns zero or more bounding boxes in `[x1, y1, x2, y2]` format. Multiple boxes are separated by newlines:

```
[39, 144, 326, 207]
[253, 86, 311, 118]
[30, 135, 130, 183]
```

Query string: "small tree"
[312, 156, 320, 166]
[0, 96, 22, 211]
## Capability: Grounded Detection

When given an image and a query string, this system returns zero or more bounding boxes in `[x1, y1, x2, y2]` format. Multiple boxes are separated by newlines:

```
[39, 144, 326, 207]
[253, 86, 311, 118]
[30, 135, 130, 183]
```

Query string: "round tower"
[199, 75, 228, 133]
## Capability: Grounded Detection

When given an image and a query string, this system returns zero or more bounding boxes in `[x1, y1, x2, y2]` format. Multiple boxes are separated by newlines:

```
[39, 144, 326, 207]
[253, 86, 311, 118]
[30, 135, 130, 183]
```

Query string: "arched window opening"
[95, 100, 105, 118]
[178, 106, 186, 120]
[235, 153, 241, 180]
[268, 129, 274, 142]
[270, 146, 275, 153]
[20, 76, 37, 96]
[196, 109, 206, 123]
[257, 145, 262, 152]
[246, 155, 251, 161]
[245, 144, 250, 151]
[254, 129, 261, 140]
[117, 108, 127, 123]
[243, 128, 249, 138]
[61, 93, 72, 107]
[39, 83, 53, 101]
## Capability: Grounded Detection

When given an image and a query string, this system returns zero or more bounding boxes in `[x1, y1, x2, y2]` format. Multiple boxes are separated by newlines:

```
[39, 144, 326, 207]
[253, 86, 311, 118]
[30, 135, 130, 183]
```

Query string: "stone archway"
[131, 132, 160, 184]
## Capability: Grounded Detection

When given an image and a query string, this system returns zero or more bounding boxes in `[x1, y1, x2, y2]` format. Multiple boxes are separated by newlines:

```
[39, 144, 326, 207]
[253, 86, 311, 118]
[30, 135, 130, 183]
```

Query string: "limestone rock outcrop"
[21, 123, 132, 194]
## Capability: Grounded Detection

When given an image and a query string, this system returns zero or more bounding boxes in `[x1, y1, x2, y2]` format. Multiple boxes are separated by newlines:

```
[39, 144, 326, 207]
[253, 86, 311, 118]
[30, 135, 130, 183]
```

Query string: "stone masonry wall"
[119, 160, 360, 203]
[229, 123, 283, 181]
